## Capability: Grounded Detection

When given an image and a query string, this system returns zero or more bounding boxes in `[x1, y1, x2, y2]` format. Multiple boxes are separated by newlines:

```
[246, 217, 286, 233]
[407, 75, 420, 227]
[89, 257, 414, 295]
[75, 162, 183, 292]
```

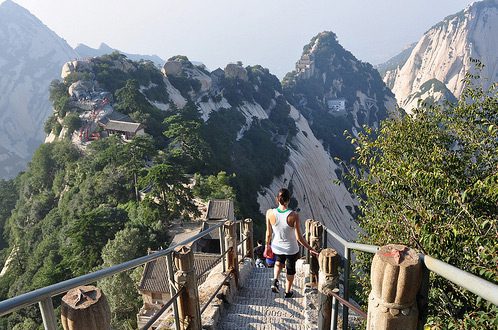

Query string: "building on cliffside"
[326, 98, 346, 112]
[136, 250, 221, 329]
[167, 200, 235, 255]
[98, 111, 144, 141]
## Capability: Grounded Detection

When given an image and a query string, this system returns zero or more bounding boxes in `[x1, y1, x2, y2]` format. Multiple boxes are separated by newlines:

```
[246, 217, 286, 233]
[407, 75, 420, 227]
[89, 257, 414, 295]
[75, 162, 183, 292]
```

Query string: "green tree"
[115, 79, 151, 115]
[193, 171, 236, 201]
[349, 73, 497, 327]
[0, 179, 18, 249]
[61, 206, 127, 276]
[124, 135, 157, 201]
[163, 102, 211, 171]
[49, 79, 70, 117]
[139, 164, 199, 223]
[62, 112, 82, 135]
[98, 227, 145, 329]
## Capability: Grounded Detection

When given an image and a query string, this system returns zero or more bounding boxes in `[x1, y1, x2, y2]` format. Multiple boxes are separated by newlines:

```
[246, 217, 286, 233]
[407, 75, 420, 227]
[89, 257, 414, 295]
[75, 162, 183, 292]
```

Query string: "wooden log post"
[174, 246, 201, 330]
[242, 218, 254, 259]
[318, 248, 340, 330]
[309, 221, 323, 287]
[367, 244, 422, 330]
[61, 285, 111, 330]
[224, 220, 239, 287]
[304, 219, 313, 264]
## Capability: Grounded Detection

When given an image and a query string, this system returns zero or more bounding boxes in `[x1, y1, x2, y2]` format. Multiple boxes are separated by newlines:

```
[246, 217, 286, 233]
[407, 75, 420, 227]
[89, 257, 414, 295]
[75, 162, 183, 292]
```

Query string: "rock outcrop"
[386, 0, 498, 111]
[224, 64, 249, 81]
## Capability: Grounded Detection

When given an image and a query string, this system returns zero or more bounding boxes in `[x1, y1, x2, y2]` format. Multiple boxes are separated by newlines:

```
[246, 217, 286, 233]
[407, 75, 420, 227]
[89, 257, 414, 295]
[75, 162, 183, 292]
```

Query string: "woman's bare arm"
[265, 209, 273, 246]
[292, 213, 319, 256]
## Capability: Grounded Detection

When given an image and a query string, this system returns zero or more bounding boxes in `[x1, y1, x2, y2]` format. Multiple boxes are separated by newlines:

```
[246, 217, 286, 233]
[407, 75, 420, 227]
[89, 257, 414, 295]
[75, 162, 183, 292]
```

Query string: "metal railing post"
[342, 246, 350, 330]
[219, 226, 226, 273]
[243, 218, 254, 259]
[39, 298, 57, 330]
[331, 296, 339, 329]
[239, 221, 245, 258]
[166, 253, 180, 330]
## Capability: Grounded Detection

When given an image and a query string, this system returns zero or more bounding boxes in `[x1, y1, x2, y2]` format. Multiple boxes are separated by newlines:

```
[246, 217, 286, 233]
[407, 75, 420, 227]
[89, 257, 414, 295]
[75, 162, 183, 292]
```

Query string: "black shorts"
[275, 252, 300, 275]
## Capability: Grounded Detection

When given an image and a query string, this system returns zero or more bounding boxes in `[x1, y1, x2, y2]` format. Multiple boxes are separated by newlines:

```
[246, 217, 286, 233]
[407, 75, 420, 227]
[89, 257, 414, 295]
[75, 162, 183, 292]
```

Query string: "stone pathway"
[218, 267, 309, 329]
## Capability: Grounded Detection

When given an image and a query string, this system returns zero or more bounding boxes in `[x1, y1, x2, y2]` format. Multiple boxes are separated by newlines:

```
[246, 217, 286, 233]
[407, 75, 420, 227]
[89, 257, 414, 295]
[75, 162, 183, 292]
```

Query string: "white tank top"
[271, 208, 300, 255]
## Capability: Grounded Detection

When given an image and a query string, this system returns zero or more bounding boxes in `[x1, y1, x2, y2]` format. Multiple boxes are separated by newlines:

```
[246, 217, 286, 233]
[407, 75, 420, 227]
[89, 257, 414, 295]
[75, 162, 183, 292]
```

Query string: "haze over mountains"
[0, 0, 165, 178]
[381, 0, 498, 111]
[0, 0, 497, 227]
[0, 0, 76, 178]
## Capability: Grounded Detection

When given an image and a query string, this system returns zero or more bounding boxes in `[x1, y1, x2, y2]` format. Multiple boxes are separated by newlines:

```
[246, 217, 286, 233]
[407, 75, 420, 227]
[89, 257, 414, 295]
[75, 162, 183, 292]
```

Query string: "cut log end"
[377, 244, 419, 266]
[62, 286, 101, 310]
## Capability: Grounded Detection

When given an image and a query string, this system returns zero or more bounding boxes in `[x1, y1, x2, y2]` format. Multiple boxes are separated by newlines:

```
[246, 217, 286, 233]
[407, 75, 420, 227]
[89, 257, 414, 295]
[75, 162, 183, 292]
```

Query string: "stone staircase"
[218, 267, 309, 329]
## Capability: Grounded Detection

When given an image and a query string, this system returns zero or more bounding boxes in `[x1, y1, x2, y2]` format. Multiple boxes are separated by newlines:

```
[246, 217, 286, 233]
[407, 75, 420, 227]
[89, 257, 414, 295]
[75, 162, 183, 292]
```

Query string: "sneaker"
[284, 291, 294, 298]
[271, 279, 279, 293]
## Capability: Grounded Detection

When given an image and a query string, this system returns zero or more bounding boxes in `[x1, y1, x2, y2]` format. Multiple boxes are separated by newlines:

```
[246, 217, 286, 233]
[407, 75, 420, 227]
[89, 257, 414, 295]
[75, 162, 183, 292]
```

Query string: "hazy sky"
[13, 0, 475, 78]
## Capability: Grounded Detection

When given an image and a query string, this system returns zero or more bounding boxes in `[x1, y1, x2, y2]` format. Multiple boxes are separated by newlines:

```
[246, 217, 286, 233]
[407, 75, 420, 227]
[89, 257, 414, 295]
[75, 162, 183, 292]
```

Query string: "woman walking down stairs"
[219, 265, 310, 329]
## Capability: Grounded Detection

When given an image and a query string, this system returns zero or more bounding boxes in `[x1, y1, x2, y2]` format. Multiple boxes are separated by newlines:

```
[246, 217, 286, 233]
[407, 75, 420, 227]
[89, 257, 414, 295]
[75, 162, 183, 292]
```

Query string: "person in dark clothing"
[253, 240, 266, 267]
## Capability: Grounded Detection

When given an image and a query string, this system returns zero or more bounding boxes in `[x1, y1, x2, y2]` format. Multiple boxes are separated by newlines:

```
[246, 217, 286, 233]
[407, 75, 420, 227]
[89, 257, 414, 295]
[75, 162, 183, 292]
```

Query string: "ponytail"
[277, 188, 291, 205]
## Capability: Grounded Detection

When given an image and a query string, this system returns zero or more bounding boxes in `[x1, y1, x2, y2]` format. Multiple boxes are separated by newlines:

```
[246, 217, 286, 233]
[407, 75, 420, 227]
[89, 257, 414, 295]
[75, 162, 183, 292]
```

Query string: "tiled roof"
[103, 120, 142, 133]
[99, 111, 143, 133]
[138, 252, 221, 293]
[206, 200, 234, 221]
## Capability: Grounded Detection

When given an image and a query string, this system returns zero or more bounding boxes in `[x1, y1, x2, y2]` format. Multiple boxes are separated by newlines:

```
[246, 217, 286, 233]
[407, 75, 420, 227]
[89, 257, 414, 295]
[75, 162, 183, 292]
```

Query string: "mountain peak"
[1, 0, 31, 14]
[387, 0, 498, 110]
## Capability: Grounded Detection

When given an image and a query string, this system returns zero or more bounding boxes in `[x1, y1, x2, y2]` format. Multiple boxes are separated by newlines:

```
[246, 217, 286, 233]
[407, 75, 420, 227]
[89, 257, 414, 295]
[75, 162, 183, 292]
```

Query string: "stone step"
[243, 278, 305, 290]
[237, 287, 305, 300]
[221, 313, 303, 327]
[233, 297, 305, 310]
[225, 302, 302, 318]
[218, 321, 307, 330]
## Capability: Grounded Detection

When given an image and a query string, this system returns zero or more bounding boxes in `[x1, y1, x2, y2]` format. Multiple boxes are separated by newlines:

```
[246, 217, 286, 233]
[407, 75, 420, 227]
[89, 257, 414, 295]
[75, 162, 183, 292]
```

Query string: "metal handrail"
[320, 224, 498, 330]
[196, 248, 231, 281]
[200, 271, 232, 315]
[328, 290, 367, 319]
[0, 219, 228, 317]
[140, 286, 185, 330]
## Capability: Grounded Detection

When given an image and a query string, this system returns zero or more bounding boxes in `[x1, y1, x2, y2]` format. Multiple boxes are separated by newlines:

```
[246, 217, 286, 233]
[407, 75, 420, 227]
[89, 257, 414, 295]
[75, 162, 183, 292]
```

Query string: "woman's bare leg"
[274, 261, 283, 280]
[286, 274, 294, 293]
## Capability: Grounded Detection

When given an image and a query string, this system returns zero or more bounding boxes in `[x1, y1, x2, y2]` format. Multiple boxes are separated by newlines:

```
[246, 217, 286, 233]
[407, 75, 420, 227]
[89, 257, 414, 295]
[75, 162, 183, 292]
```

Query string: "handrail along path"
[0, 219, 238, 329]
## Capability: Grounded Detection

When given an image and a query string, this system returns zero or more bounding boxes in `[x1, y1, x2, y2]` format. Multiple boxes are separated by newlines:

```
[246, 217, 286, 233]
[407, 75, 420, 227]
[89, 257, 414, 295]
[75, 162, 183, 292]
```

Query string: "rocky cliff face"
[283, 31, 397, 164]
[388, 0, 498, 111]
[50, 52, 359, 239]
[0, 0, 77, 178]
[376, 42, 416, 90]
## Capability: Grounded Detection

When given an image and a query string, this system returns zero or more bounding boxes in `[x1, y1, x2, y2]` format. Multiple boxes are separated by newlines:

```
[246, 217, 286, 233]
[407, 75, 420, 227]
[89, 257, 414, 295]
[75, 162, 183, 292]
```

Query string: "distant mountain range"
[0, 0, 77, 178]
[0, 1, 166, 178]
[379, 0, 498, 111]
[2, 0, 498, 187]
[74, 43, 164, 67]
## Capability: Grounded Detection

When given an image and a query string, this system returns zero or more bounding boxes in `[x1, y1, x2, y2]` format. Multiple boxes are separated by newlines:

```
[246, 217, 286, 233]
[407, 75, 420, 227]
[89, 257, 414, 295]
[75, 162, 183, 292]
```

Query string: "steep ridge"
[48, 53, 359, 240]
[376, 42, 416, 89]
[283, 31, 397, 167]
[388, 0, 498, 111]
[0, 0, 77, 178]
[257, 104, 358, 241]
